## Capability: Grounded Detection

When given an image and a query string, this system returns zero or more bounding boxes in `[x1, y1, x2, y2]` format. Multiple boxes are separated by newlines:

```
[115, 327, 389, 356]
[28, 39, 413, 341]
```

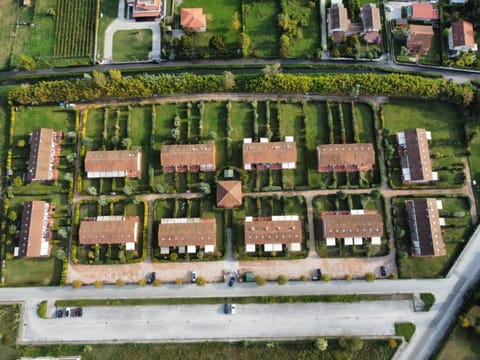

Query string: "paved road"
[20, 301, 413, 344]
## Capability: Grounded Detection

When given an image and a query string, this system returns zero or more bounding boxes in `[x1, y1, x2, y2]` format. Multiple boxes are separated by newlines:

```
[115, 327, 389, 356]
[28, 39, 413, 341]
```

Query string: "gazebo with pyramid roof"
[216, 181, 242, 208]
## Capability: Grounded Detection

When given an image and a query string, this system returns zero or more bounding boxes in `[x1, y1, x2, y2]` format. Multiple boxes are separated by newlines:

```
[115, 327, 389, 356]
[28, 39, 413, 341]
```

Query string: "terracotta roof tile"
[244, 217, 302, 245]
[243, 140, 297, 168]
[451, 21, 476, 48]
[79, 216, 140, 245]
[160, 143, 215, 171]
[217, 181, 243, 208]
[18, 201, 51, 257]
[397, 128, 434, 182]
[181, 8, 207, 31]
[85, 149, 142, 178]
[317, 143, 375, 172]
[408, 25, 434, 55]
[158, 218, 216, 247]
[26, 128, 62, 182]
[322, 210, 384, 238]
[411, 4, 438, 20]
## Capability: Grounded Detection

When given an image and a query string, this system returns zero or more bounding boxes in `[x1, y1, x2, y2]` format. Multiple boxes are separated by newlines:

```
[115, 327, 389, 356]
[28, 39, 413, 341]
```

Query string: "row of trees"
[9, 70, 476, 107]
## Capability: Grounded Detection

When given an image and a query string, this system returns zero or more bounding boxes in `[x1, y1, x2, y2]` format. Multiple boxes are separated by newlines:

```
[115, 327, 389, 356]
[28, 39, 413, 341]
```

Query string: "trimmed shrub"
[37, 300, 48, 318]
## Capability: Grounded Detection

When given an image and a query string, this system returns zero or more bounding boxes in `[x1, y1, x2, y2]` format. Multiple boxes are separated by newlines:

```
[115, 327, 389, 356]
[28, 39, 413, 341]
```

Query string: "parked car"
[148, 272, 156, 284]
[65, 307, 70, 317]
[316, 268, 322, 277]
[228, 277, 235, 287]
[56, 309, 64, 318]
[380, 266, 387, 277]
[385, 4, 393, 12]
[191, 271, 197, 283]
[224, 304, 229, 314]
[230, 304, 236, 315]
[77, 307, 83, 317]
[312, 275, 319, 281]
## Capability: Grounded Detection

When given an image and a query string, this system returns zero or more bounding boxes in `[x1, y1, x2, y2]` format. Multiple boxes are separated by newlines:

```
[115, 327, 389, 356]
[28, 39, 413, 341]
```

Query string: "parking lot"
[21, 300, 416, 343]
[385, 1, 412, 20]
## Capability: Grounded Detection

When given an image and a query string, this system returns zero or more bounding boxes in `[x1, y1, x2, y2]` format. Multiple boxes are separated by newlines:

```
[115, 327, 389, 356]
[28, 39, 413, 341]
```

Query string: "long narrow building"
[18, 201, 52, 257]
[26, 128, 62, 182]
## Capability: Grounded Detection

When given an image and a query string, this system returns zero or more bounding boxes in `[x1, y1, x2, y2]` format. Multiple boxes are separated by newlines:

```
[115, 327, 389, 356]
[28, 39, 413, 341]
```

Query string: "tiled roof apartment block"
[158, 218, 216, 254]
[160, 143, 216, 172]
[317, 143, 375, 172]
[79, 216, 140, 250]
[26, 128, 62, 182]
[18, 201, 53, 257]
[243, 137, 297, 170]
[244, 216, 302, 252]
[85, 149, 142, 178]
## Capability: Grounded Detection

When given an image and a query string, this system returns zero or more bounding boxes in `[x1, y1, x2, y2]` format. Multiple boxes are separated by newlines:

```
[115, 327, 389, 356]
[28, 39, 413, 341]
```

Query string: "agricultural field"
[312, 193, 390, 258]
[152, 198, 225, 261]
[112, 30, 152, 62]
[392, 196, 473, 278]
[381, 99, 467, 189]
[0, 0, 18, 70]
[232, 195, 308, 260]
[54, 0, 97, 59]
[72, 198, 147, 265]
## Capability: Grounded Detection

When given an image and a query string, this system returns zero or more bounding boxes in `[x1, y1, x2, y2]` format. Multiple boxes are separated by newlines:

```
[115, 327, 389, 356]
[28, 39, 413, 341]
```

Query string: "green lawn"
[202, 102, 227, 169]
[112, 30, 152, 62]
[5, 257, 62, 286]
[243, 0, 280, 57]
[230, 101, 253, 168]
[392, 196, 472, 278]
[382, 99, 466, 189]
[14, 106, 75, 138]
[0, 0, 18, 69]
[96, 0, 118, 61]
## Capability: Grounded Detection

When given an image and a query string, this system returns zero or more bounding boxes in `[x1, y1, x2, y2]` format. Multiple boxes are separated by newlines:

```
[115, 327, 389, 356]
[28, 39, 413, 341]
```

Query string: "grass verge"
[420, 293, 435, 312]
[395, 322, 416, 342]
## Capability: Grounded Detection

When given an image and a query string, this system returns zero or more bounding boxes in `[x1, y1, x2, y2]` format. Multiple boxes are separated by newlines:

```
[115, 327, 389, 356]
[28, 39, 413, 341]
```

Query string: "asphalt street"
[21, 301, 413, 344]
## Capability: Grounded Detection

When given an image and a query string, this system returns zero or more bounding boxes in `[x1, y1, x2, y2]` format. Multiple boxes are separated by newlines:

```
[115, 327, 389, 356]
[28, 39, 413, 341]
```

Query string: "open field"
[382, 99, 467, 189]
[243, 0, 280, 57]
[392, 196, 473, 278]
[0, 0, 17, 69]
[113, 30, 152, 62]
[4, 257, 62, 286]
[96, 0, 118, 61]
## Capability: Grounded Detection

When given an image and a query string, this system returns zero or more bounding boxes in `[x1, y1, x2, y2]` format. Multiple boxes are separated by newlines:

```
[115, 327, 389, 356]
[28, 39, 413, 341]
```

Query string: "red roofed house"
[85, 149, 142, 178]
[448, 21, 477, 56]
[26, 128, 62, 182]
[408, 3, 439, 22]
[79, 216, 140, 250]
[160, 143, 215, 172]
[243, 136, 297, 170]
[322, 210, 384, 246]
[244, 216, 302, 253]
[158, 218, 216, 255]
[317, 143, 375, 172]
[406, 198, 446, 257]
[181, 8, 207, 32]
[328, 3, 351, 43]
[407, 25, 434, 55]
[18, 201, 53, 257]
[127, 0, 164, 20]
[360, 3, 381, 44]
[217, 181, 243, 208]
[396, 128, 437, 184]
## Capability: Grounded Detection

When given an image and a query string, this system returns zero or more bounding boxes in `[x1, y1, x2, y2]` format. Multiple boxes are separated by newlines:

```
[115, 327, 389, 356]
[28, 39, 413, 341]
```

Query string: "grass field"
[0, 0, 18, 69]
[382, 99, 467, 189]
[5, 257, 62, 286]
[392, 196, 473, 278]
[96, 0, 118, 61]
[112, 30, 152, 62]
[243, 0, 280, 57]
[178, 0, 241, 56]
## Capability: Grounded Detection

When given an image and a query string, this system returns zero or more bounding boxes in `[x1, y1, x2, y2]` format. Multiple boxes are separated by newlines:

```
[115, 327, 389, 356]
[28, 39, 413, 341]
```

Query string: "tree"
[395, 228, 405, 239]
[55, 249, 66, 260]
[47, 7, 56, 17]
[8, 210, 17, 222]
[17, 139, 26, 147]
[121, 137, 132, 149]
[321, 274, 331, 282]
[92, 70, 107, 88]
[254, 275, 266, 286]
[87, 186, 98, 196]
[176, 35, 194, 58]
[389, 338, 398, 348]
[365, 272, 376, 282]
[82, 137, 94, 150]
[153, 278, 162, 287]
[198, 182, 211, 194]
[108, 69, 122, 82]
[63, 172, 73, 182]
[66, 153, 76, 163]
[231, 11, 241, 31]
[8, 224, 17, 235]
[344, 274, 352, 281]
[116, 279, 125, 287]
[239, 33, 251, 57]
[223, 71, 236, 90]
[196, 276, 207, 286]
[138, 279, 147, 287]
[370, 189, 380, 199]
[171, 128, 180, 141]
[315, 337, 328, 351]
[122, 184, 133, 195]
[17, 54, 37, 70]
[71, 280, 83, 289]
[169, 252, 178, 261]
[458, 315, 471, 328]
[13, 176, 23, 187]
[336, 190, 347, 200]
[339, 337, 364, 352]
[98, 195, 109, 206]
[155, 184, 165, 193]
[262, 63, 281, 76]
[277, 275, 288, 285]
[94, 280, 104, 288]
[133, 196, 142, 205]
[209, 35, 227, 55]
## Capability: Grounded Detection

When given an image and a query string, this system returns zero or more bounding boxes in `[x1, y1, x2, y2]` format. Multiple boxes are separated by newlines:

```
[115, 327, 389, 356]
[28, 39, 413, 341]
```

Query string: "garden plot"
[312, 193, 389, 258]
[382, 99, 467, 189]
[151, 198, 225, 262]
[72, 198, 147, 265]
[392, 196, 473, 278]
[232, 195, 308, 260]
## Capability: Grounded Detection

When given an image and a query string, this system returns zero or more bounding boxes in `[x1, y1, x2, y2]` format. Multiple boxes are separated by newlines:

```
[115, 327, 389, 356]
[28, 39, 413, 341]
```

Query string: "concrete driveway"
[102, 0, 161, 63]
[21, 300, 413, 343]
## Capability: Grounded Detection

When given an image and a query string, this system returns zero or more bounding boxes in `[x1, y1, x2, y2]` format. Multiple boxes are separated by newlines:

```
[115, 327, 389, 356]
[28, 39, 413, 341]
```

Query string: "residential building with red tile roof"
[181, 8, 207, 32]
[85, 149, 142, 178]
[360, 3, 381, 44]
[243, 137, 297, 170]
[18, 201, 52, 257]
[127, 0, 164, 20]
[160, 143, 215, 172]
[328, 3, 351, 43]
[217, 181, 242, 208]
[407, 25, 434, 55]
[244, 216, 302, 252]
[408, 3, 439, 21]
[79, 216, 140, 250]
[396, 128, 437, 184]
[26, 128, 62, 182]
[448, 21, 477, 56]
[322, 210, 383, 246]
[158, 218, 216, 254]
[406, 198, 446, 257]
[317, 143, 375, 172]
